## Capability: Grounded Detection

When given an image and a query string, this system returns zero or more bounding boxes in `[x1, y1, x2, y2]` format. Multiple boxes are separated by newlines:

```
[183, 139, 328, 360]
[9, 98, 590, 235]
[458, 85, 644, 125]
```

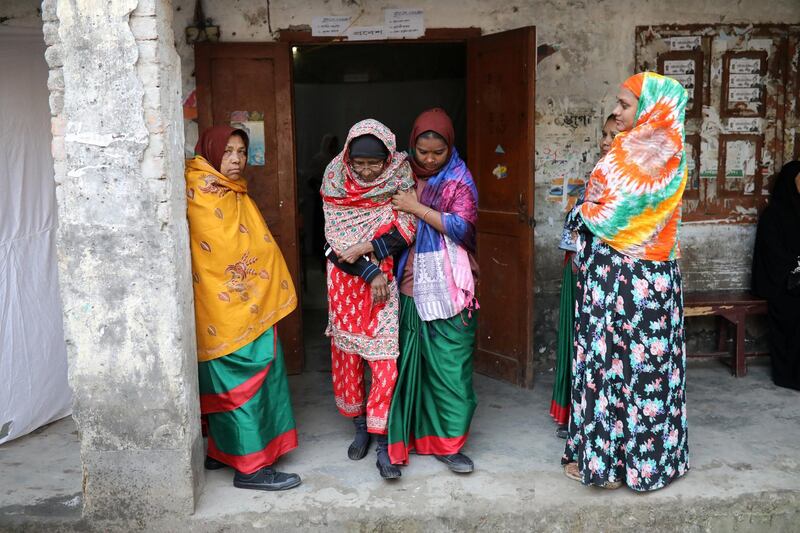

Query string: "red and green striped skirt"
[198, 326, 297, 474]
[550, 254, 576, 426]
[388, 294, 477, 464]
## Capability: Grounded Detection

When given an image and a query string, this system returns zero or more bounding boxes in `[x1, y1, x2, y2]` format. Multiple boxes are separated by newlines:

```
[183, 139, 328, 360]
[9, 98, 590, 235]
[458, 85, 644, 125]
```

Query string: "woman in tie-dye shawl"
[562, 73, 690, 492]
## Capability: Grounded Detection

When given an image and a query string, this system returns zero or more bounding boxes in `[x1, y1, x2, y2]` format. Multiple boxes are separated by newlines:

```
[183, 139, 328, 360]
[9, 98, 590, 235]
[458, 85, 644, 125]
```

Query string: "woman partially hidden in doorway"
[752, 160, 800, 391]
[185, 126, 301, 491]
[388, 108, 480, 474]
[321, 119, 416, 479]
[551, 114, 619, 439]
[562, 73, 689, 491]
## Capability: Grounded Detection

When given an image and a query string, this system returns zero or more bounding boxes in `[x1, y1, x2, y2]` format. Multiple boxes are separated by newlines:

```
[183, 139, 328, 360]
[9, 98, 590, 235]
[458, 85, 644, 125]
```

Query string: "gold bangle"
[421, 207, 433, 222]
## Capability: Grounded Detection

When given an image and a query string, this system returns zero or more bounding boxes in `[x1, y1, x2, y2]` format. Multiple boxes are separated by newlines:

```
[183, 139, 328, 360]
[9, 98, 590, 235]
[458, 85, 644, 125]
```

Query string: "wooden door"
[195, 43, 304, 374]
[467, 27, 536, 388]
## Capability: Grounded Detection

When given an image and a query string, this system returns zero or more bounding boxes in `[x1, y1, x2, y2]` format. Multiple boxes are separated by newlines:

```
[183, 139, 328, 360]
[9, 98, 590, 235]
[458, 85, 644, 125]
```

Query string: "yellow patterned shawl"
[185, 156, 297, 362]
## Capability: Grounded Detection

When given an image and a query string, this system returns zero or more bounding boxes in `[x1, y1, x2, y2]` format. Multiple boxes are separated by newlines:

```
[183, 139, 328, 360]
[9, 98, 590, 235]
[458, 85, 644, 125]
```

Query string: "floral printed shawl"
[185, 155, 297, 362]
[321, 119, 416, 359]
[580, 72, 688, 261]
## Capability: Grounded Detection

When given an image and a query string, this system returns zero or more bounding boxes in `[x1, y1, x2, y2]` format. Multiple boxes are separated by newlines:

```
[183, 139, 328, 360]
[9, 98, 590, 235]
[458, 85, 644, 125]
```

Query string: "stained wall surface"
[2, 0, 798, 370]
[169, 0, 798, 364]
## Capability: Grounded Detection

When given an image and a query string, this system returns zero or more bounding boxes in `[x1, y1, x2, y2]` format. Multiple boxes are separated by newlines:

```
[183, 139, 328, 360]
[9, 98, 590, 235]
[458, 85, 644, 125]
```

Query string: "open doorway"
[291, 42, 467, 371]
[195, 26, 537, 386]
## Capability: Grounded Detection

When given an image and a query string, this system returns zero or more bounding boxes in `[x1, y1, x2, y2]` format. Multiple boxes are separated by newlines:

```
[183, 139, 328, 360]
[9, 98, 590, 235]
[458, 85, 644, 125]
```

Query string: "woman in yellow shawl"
[185, 125, 300, 491]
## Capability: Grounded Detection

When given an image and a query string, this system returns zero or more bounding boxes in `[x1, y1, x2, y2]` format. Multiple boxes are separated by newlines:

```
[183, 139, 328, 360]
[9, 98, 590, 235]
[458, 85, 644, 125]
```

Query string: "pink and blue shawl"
[399, 148, 479, 321]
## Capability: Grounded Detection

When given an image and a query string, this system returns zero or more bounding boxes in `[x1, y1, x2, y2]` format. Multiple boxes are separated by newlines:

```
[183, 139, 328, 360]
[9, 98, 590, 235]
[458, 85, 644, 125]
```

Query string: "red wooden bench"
[684, 291, 768, 377]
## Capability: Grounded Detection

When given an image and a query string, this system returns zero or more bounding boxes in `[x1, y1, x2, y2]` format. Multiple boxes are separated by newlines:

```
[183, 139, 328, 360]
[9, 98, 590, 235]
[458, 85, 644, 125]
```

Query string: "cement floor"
[2, 350, 799, 532]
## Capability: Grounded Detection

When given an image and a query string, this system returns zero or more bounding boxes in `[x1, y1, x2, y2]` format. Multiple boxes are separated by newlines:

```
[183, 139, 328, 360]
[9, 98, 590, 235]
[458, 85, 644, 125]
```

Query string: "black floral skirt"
[561, 228, 689, 492]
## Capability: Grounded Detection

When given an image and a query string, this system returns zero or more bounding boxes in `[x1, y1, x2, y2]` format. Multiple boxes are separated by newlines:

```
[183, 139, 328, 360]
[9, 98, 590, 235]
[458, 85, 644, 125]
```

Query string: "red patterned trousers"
[331, 344, 398, 434]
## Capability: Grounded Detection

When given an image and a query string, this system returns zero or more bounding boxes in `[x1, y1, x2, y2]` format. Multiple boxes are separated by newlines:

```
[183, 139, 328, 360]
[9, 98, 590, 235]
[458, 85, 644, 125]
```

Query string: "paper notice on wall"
[384, 8, 425, 39]
[729, 57, 761, 74]
[672, 73, 696, 90]
[729, 73, 760, 88]
[311, 16, 351, 37]
[230, 111, 265, 166]
[668, 36, 701, 51]
[727, 117, 761, 133]
[746, 38, 773, 52]
[728, 87, 761, 103]
[725, 140, 757, 179]
[347, 25, 386, 41]
[663, 59, 695, 75]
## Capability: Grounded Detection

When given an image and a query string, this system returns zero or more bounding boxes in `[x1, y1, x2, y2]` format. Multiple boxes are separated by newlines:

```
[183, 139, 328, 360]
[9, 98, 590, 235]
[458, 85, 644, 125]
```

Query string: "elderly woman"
[321, 119, 416, 479]
[388, 108, 479, 474]
[561, 73, 690, 491]
[752, 160, 800, 390]
[185, 126, 300, 491]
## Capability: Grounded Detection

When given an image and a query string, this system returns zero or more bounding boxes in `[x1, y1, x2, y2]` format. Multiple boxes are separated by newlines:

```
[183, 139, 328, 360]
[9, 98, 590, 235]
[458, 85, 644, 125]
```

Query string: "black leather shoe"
[555, 425, 569, 439]
[204, 456, 227, 470]
[348, 415, 371, 460]
[375, 435, 401, 480]
[233, 467, 302, 491]
[435, 453, 474, 473]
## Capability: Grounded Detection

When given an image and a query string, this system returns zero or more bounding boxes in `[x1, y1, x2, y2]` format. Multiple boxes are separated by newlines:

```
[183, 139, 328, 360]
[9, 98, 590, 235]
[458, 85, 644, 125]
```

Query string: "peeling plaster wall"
[170, 0, 797, 366]
[40, 0, 203, 519]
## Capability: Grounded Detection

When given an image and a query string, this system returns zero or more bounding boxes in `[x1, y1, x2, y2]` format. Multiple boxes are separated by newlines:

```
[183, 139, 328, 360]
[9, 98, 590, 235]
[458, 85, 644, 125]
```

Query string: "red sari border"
[388, 433, 468, 465]
[200, 362, 272, 415]
[207, 428, 298, 475]
[549, 400, 569, 426]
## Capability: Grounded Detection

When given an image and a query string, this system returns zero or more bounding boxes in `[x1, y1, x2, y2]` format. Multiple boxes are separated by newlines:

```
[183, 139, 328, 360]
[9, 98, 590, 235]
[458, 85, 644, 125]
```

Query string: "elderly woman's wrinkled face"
[600, 119, 619, 156]
[220, 134, 247, 180]
[414, 136, 449, 174]
[350, 157, 386, 182]
[612, 88, 638, 132]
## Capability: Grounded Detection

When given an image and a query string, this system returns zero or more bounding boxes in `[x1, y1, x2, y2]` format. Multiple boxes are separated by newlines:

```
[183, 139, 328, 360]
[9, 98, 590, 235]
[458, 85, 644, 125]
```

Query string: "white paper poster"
[725, 140, 757, 179]
[729, 73, 760, 88]
[668, 36, 701, 51]
[384, 8, 425, 39]
[311, 16, 351, 37]
[728, 87, 761, 103]
[672, 73, 695, 90]
[729, 57, 761, 74]
[663, 59, 695, 75]
[727, 117, 761, 133]
[347, 26, 386, 41]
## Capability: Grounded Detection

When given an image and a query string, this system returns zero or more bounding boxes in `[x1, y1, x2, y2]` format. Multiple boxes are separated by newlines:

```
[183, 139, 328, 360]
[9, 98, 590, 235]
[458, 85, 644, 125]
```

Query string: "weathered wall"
[170, 0, 798, 365]
[40, 0, 203, 519]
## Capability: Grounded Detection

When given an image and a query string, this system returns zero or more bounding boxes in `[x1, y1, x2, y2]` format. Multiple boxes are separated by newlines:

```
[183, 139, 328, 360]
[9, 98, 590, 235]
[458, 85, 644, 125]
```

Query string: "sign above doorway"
[310, 9, 426, 41]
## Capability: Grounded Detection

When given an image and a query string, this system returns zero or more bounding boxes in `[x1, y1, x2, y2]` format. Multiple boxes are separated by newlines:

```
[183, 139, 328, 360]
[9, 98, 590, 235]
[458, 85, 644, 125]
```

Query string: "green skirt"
[198, 326, 297, 474]
[388, 294, 477, 464]
[550, 254, 576, 425]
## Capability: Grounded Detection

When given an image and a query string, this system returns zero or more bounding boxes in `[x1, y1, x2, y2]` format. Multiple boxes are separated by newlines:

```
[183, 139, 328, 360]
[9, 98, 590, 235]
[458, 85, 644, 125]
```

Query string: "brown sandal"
[563, 462, 581, 482]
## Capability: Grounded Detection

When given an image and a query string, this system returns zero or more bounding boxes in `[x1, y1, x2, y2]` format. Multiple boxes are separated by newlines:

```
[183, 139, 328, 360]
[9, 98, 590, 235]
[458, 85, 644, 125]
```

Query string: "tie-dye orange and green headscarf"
[581, 72, 688, 261]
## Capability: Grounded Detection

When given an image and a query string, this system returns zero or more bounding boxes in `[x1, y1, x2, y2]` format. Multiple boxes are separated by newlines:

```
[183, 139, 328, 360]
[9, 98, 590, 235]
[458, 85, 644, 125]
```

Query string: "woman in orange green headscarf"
[561, 73, 690, 492]
[185, 125, 300, 491]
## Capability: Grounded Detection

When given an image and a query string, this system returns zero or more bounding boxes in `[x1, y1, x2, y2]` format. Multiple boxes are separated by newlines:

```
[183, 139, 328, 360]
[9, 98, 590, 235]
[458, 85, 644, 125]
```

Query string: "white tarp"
[0, 26, 72, 444]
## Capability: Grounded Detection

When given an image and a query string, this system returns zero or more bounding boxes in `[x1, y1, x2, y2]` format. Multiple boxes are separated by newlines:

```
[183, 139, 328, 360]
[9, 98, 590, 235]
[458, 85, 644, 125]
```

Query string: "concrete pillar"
[42, 0, 203, 519]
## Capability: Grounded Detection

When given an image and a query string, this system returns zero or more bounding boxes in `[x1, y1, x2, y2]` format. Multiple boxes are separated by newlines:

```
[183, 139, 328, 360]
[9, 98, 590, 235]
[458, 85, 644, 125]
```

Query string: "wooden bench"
[684, 291, 768, 377]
